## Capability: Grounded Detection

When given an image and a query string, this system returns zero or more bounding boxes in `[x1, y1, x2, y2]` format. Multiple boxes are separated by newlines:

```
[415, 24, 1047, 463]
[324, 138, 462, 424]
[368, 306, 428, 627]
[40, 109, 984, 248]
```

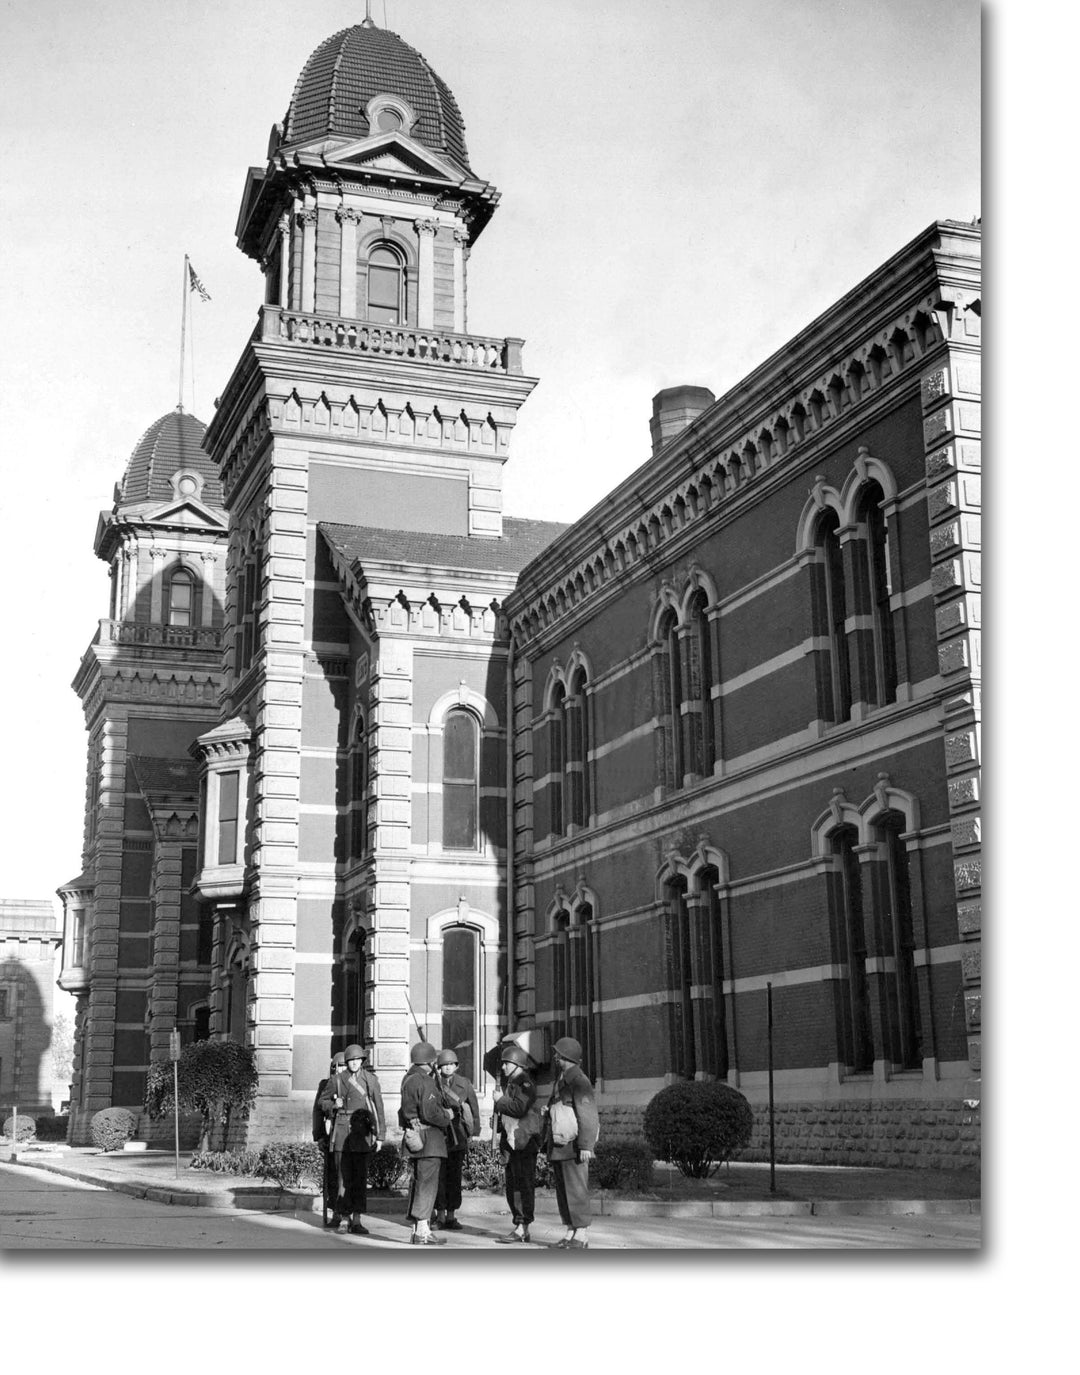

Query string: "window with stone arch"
[366, 242, 407, 324]
[656, 606, 684, 788]
[829, 823, 874, 1071]
[662, 869, 696, 1079]
[342, 923, 369, 1047]
[548, 681, 567, 838]
[874, 809, 922, 1070]
[566, 665, 591, 829]
[687, 587, 717, 776]
[166, 565, 199, 628]
[442, 708, 480, 850]
[350, 713, 368, 862]
[815, 508, 852, 724]
[441, 925, 479, 1084]
[855, 480, 899, 707]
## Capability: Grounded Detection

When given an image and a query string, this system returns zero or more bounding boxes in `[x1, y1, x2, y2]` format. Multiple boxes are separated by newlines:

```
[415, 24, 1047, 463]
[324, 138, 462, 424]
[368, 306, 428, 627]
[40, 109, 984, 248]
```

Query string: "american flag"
[188, 263, 211, 302]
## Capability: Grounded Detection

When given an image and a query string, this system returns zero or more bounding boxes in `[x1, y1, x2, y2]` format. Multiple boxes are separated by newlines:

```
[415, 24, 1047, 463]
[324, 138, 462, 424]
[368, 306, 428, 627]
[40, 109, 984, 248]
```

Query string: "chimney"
[650, 385, 716, 457]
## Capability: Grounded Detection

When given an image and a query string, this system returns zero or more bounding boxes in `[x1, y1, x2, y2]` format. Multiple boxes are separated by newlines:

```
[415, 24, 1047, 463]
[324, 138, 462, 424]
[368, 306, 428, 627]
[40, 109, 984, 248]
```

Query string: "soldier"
[493, 1043, 541, 1244]
[399, 1041, 455, 1245]
[318, 1043, 386, 1234]
[543, 1036, 599, 1249]
[433, 1047, 480, 1231]
[313, 1050, 345, 1227]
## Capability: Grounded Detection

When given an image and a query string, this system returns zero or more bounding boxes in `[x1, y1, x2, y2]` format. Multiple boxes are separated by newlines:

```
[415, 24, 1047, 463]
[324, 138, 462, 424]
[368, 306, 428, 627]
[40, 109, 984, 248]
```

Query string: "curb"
[4, 1156, 979, 1218]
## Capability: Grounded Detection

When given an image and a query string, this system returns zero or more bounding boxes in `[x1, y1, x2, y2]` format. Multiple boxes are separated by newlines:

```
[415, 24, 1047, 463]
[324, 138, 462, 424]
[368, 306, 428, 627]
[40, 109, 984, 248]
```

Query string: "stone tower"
[60, 410, 228, 1142]
[193, 21, 560, 1142]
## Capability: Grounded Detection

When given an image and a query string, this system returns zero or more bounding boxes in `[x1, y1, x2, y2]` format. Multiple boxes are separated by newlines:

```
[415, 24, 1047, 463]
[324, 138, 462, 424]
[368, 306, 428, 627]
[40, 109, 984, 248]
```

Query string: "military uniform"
[494, 1059, 541, 1240]
[399, 1047, 455, 1241]
[434, 1056, 481, 1227]
[318, 1052, 385, 1231]
[544, 1039, 600, 1243]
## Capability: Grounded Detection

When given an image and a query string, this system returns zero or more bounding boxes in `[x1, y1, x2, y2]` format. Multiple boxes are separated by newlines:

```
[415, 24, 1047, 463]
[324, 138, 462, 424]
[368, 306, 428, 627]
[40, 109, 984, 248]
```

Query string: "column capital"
[296, 208, 319, 227]
[414, 217, 441, 237]
[336, 205, 363, 226]
[453, 227, 469, 246]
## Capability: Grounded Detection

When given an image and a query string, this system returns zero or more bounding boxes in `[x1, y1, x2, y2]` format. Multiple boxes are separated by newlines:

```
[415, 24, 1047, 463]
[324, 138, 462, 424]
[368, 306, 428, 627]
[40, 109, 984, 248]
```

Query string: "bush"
[367, 1140, 407, 1192]
[256, 1142, 324, 1190]
[35, 1115, 70, 1142]
[461, 1138, 504, 1191]
[90, 1107, 137, 1153]
[189, 1149, 263, 1176]
[144, 1040, 258, 1152]
[643, 1081, 753, 1179]
[592, 1139, 655, 1192]
[3, 1113, 36, 1143]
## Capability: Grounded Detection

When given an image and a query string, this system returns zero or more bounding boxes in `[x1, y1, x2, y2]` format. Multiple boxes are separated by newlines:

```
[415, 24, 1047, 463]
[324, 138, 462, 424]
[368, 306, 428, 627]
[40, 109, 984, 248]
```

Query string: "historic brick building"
[60, 20, 980, 1165]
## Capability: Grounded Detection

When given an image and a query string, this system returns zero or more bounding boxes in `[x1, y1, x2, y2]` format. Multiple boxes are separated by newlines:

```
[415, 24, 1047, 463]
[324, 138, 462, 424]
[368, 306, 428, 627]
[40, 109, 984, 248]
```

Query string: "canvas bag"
[549, 1100, 579, 1147]
[502, 1104, 541, 1150]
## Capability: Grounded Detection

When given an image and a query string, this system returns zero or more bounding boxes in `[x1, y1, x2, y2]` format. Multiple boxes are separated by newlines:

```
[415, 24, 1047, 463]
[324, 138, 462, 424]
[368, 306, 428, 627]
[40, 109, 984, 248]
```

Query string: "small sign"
[169, 1029, 182, 1061]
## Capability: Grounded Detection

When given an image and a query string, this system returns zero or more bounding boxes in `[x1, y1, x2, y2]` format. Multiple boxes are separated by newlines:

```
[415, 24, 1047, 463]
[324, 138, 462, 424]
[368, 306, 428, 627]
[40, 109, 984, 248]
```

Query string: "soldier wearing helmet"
[432, 1047, 480, 1231]
[317, 1043, 385, 1234]
[543, 1036, 600, 1249]
[398, 1040, 455, 1245]
[492, 1041, 541, 1244]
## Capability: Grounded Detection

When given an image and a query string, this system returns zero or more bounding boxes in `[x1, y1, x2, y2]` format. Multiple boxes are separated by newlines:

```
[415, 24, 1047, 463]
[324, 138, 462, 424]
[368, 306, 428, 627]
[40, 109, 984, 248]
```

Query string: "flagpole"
[178, 254, 189, 412]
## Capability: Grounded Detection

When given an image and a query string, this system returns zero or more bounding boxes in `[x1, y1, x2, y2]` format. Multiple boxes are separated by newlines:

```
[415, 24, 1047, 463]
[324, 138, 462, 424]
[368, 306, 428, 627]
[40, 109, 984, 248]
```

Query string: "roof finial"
[362, 1, 375, 26]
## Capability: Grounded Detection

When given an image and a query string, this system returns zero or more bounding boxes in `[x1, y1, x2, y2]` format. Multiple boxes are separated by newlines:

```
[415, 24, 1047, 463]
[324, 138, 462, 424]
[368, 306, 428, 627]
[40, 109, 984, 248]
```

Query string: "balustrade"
[97, 619, 224, 650]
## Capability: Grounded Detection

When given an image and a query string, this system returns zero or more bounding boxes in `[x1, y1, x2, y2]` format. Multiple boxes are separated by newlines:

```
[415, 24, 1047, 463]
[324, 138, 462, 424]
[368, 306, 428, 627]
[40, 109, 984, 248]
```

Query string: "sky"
[0, 0, 1070, 1336]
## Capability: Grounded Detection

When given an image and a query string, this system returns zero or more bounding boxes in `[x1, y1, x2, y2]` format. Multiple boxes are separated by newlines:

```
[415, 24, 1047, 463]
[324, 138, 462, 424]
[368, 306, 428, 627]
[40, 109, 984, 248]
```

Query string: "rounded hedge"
[90, 1107, 137, 1152]
[643, 1081, 753, 1178]
[3, 1113, 36, 1143]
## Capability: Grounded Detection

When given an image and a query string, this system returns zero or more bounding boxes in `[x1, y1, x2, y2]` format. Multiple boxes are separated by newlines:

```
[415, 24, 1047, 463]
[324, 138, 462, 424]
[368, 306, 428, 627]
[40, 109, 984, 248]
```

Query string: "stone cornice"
[506, 222, 980, 650]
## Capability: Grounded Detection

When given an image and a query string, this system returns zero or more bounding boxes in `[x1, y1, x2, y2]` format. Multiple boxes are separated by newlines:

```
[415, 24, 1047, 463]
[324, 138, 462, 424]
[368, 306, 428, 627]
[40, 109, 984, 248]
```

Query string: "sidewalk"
[1, 1143, 980, 1220]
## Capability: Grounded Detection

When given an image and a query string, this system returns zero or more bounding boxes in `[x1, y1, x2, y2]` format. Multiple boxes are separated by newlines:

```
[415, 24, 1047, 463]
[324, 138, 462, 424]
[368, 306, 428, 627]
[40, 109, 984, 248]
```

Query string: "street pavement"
[0, 1162, 980, 1250]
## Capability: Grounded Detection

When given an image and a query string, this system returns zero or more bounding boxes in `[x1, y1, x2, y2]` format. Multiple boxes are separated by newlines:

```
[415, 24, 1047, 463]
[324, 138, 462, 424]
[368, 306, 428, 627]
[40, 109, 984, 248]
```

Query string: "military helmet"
[553, 1036, 583, 1064]
[499, 1044, 531, 1070]
[436, 1049, 459, 1068]
[332, 1051, 346, 1067]
[344, 1044, 364, 1061]
[410, 1041, 438, 1065]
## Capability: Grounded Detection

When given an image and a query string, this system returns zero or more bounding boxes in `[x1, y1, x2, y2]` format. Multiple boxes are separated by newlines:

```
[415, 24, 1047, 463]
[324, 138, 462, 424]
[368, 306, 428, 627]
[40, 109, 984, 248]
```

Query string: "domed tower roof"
[117, 409, 222, 508]
[282, 22, 472, 173]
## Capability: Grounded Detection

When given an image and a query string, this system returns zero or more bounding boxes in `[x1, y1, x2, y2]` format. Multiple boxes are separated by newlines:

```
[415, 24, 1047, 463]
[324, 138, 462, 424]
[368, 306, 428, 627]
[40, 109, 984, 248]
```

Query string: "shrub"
[367, 1140, 407, 1192]
[461, 1138, 504, 1191]
[592, 1139, 654, 1191]
[90, 1107, 137, 1153]
[189, 1149, 263, 1176]
[256, 1142, 324, 1190]
[3, 1113, 36, 1143]
[643, 1081, 753, 1179]
[35, 1115, 70, 1142]
[144, 1040, 258, 1151]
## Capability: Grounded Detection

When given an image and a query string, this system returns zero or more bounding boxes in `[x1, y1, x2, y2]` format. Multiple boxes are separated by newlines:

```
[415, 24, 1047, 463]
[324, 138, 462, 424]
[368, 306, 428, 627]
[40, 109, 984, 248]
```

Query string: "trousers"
[504, 1140, 539, 1225]
[437, 1149, 465, 1214]
[407, 1156, 442, 1222]
[552, 1157, 591, 1230]
[338, 1144, 369, 1217]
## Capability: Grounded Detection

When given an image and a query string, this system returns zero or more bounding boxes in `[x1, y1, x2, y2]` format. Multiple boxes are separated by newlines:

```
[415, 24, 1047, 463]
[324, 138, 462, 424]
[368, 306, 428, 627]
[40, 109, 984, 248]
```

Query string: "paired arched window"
[548, 893, 598, 1075]
[442, 710, 479, 850]
[655, 588, 718, 790]
[367, 243, 406, 324]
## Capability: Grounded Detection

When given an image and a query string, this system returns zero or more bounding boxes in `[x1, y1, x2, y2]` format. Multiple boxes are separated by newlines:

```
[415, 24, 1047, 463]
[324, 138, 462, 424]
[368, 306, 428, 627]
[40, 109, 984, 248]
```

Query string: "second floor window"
[167, 568, 198, 627]
[443, 711, 479, 849]
[367, 244, 405, 324]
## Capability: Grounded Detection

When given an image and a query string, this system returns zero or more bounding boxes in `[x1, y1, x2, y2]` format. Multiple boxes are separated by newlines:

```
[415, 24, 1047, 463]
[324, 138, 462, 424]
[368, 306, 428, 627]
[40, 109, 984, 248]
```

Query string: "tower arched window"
[166, 567, 199, 628]
[817, 510, 852, 723]
[442, 926, 478, 1083]
[367, 243, 406, 324]
[442, 710, 479, 850]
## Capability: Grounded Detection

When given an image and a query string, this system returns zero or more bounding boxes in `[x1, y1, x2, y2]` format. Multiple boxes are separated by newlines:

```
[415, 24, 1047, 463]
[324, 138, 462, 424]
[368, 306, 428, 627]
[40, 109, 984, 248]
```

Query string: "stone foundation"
[596, 1098, 981, 1172]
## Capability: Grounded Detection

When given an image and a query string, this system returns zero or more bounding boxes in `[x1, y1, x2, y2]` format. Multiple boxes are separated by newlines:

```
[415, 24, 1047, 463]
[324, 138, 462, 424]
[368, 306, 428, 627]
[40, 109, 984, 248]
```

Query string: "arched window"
[699, 867, 728, 1080]
[657, 609, 684, 788]
[817, 510, 852, 723]
[831, 827, 873, 1072]
[551, 908, 571, 1046]
[343, 928, 368, 1046]
[665, 874, 695, 1078]
[567, 667, 590, 828]
[689, 590, 716, 776]
[367, 243, 405, 324]
[166, 567, 198, 628]
[876, 812, 922, 1069]
[548, 683, 566, 838]
[859, 482, 898, 706]
[442, 926, 478, 1083]
[350, 716, 367, 861]
[442, 710, 479, 849]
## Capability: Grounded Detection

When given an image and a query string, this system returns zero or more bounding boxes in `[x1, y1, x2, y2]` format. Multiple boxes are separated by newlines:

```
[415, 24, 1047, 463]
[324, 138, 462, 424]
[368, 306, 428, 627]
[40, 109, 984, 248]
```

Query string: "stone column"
[298, 208, 318, 312]
[336, 206, 362, 316]
[921, 313, 982, 1075]
[199, 551, 217, 628]
[414, 218, 439, 328]
[277, 213, 291, 309]
[149, 546, 168, 623]
[452, 228, 468, 333]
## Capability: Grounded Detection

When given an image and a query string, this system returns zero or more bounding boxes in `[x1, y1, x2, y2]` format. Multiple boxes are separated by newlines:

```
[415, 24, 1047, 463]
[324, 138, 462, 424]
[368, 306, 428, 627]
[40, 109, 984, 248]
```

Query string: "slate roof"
[283, 23, 472, 173]
[118, 410, 222, 508]
[320, 518, 569, 578]
[129, 756, 201, 797]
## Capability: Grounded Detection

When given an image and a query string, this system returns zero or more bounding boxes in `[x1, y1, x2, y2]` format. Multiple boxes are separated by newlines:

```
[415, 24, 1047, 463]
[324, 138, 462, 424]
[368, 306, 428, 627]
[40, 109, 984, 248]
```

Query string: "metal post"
[767, 982, 776, 1193]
